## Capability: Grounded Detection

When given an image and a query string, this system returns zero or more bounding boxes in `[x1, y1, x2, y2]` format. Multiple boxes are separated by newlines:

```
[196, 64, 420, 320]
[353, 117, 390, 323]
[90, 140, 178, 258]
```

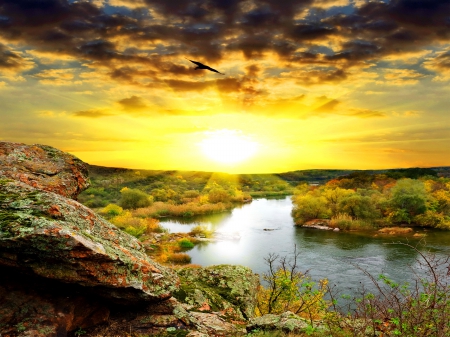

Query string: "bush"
[178, 238, 195, 250]
[120, 187, 153, 209]
[100, 203, 123, 217]
[167, 253, 191, 264]
[190, 225, 213, 238]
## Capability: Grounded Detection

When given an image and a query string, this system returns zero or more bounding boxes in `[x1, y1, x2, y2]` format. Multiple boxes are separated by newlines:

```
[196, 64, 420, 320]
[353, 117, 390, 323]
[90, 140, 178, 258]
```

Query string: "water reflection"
[160, 196, 450, 296]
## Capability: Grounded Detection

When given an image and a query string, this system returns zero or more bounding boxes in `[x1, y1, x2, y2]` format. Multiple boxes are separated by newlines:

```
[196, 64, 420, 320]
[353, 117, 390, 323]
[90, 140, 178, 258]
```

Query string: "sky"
[1, 0, 450, 173]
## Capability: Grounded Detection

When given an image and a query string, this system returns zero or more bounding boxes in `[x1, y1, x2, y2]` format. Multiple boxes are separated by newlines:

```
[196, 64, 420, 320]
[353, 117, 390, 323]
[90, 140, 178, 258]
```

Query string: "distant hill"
[79, 164, 450, 208]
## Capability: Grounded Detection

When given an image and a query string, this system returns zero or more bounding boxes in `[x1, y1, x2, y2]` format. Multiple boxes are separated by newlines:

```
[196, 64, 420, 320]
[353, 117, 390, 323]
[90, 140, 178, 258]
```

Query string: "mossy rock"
[174, 265, 259, 321]
[0, 180, 179, 302]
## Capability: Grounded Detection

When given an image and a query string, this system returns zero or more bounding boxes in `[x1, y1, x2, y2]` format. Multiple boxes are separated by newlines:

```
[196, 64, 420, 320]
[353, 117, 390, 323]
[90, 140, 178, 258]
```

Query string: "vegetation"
[292, 172, 450, 230]
[254, 243, 450, 337]
[256, 246, 328, 322]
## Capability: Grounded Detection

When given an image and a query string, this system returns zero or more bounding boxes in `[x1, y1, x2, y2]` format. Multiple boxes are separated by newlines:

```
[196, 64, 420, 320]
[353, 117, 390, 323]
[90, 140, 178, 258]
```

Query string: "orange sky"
[1, 0, 450, 173]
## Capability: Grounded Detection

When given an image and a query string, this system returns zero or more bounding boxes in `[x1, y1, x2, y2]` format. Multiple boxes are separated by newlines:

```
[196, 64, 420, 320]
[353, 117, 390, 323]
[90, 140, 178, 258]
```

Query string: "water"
[161, 197, 450, 297]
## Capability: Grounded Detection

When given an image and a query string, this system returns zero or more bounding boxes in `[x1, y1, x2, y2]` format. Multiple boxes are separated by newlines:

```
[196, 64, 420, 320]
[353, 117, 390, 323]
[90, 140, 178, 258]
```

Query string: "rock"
[0, 267, 110, 337]
[0, 179, 179, 303]
[333, 228, 340, 232]
[303, 219, 333, 230]
[378, 227, 413, 235]
[247, 311, 309, 333]
[90, 297, 246, 337]
[0, 142, 89, 200]
[174, 265, 259, 321]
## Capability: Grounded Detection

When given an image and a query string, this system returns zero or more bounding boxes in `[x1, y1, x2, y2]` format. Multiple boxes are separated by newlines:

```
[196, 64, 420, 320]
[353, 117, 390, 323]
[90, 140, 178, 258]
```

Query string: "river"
[160, 196, 450, 298]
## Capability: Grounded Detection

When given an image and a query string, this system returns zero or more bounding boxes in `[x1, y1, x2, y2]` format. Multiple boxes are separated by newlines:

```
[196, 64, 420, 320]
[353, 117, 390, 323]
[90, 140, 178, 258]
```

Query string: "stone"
[247, 311, 309, 333]
[0, 179, 179, 303]
[0, 267, 110, 337]
[0, 142, 89, 200]
[174, 265, 259, 321]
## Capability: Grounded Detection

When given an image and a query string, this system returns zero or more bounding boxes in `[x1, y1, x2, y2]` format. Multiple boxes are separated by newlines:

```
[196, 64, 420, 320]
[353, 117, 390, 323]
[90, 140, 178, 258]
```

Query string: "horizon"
[1, 0, 450, 173]
[85, 158, 447, 176]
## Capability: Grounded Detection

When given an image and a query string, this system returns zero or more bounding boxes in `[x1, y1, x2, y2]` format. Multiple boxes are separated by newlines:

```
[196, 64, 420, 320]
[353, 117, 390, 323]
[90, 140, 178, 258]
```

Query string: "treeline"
[292, 171, 450, 230]
[78, 165, 293, 209]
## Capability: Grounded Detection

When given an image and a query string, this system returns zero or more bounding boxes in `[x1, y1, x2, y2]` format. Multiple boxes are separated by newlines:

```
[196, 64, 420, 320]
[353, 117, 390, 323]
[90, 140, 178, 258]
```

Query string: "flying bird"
[186, 58, 225, 75]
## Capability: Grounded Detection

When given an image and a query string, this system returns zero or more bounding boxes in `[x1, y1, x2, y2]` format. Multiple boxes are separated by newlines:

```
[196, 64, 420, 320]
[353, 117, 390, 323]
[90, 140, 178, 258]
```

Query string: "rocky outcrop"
[0, 267, 110, 337]
[0, 142, 181, 336]
[247, 311, 312, 333]
[0, 179, 179, 303]
[0, 142, 89, 200]
[174, 265, 259, 322]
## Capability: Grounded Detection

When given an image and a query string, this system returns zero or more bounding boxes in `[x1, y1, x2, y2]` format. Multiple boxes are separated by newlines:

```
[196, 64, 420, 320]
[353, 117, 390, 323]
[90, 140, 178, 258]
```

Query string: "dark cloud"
[1, 0, 450, 88]
[0, 44, 27, 70]
[117, 95, 149, 111]
[314, 99, 340, 113]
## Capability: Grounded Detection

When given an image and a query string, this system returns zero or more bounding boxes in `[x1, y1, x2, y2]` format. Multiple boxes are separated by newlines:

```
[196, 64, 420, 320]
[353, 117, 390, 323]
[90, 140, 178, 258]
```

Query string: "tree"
[337, 194, 380, 220]
[207, 188, 231, 203]
[291, 193, 330, 224]
[388, 179, 427, 223]
[256, 247, 328, 322]
[119, 187, 153, 209]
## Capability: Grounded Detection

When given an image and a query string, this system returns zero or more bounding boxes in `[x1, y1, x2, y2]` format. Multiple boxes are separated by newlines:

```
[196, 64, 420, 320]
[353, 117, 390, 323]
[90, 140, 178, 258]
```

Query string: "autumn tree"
[120, 187, 153, 209]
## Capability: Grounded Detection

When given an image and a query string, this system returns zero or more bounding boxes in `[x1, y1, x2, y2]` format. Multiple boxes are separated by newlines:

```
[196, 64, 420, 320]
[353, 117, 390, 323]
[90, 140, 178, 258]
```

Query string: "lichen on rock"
[0, 179, 179, 303]
[0, 142, 90, 200]
[174, 265, 259, 321]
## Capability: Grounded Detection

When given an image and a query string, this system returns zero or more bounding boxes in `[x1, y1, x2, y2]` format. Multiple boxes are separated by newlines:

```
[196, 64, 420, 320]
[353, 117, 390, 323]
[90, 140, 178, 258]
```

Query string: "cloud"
[117, 95, 149, 111]
[0, 44, 35, 76]
[72, 109, 114, 118]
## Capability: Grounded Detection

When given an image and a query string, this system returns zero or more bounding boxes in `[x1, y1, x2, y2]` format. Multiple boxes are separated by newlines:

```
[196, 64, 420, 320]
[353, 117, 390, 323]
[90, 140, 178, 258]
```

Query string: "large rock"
[0, 142, 89, 199]
[174, 265, 259, 321]
[89, 297, 247, 337]
[0, 178, 179, 303]
[247, 311, 310, 333]
[0, 267, 110, 337]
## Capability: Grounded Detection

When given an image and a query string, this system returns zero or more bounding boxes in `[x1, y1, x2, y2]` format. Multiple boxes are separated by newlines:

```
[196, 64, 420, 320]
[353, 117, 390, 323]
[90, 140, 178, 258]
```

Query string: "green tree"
[338, 194, 380, 220]
[119, 187, 153, 209]
[292, 193, 330, 224]
[388, 179, 427, 223]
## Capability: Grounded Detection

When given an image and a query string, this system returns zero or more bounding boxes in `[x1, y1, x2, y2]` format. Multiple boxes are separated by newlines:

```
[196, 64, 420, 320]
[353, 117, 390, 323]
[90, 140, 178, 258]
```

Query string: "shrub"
[100, 203, 123, 217]
[256, 246, 329, 323]
[178, 238, 195, 250]
[190, 225, 213, 238]
[167, 253, 191, 264]
[120, 187, 153, 209]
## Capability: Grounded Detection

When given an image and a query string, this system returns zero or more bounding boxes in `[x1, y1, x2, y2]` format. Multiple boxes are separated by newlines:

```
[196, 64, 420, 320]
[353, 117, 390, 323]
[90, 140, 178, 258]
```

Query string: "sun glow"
[199, 130, 259, 165]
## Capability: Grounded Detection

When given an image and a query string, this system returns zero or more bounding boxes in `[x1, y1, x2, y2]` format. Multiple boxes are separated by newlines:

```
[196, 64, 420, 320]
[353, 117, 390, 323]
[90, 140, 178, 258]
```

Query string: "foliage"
[109, 212, 164, 238]
[100, 203, 123, 217]
[178, 238, 195, 250]
[167, 253, 191, 264]
[190, 225, 213, 238]
[325, 243, 450, 337]
[119, 187, 154, 209]
[291, 194, 330, 224]
[292, 176, 450, 230]
[256, 247, 329, 323]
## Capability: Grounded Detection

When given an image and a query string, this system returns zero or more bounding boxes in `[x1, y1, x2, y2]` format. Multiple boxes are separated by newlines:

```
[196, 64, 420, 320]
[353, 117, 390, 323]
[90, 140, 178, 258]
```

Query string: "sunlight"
[199, 130, 259, 165]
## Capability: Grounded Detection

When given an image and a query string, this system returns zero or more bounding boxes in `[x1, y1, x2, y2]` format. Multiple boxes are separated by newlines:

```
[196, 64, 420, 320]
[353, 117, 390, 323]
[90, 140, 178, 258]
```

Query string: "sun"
[199, 130, 259, 164]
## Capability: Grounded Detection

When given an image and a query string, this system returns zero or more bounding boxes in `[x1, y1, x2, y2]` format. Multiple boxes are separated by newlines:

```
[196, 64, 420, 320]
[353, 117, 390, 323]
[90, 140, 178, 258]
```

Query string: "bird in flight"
[186, 58, 225, 75]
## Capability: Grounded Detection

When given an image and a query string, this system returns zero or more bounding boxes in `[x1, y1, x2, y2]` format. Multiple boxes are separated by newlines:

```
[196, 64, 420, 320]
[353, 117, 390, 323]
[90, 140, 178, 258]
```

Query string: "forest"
[292, 169, 450, 230]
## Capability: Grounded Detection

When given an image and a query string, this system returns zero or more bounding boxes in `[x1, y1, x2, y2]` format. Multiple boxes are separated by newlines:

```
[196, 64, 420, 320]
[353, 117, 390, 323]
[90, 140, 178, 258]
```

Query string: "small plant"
[74, 327, 86, 336]
[16, 322, 26, 332]
[178, 238, 195, 250]
[190, 225, 213, 238]
[167, 253, 191, 264]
